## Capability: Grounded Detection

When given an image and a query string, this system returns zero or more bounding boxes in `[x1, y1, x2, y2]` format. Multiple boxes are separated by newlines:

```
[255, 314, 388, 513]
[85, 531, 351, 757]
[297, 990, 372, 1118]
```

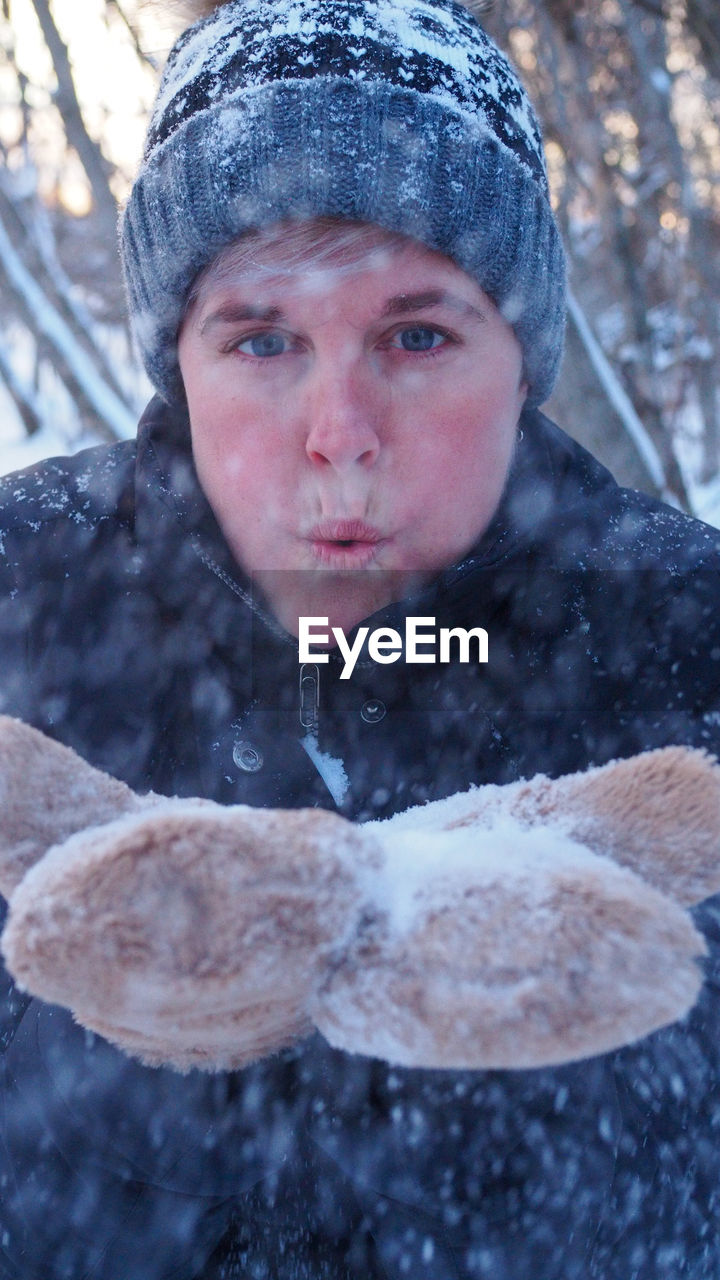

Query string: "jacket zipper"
[299, 663, 321, 734]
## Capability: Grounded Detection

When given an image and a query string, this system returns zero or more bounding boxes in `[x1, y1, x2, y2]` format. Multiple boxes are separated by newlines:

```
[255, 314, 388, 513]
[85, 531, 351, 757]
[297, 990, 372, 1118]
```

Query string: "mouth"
[307, 520, 385, 568]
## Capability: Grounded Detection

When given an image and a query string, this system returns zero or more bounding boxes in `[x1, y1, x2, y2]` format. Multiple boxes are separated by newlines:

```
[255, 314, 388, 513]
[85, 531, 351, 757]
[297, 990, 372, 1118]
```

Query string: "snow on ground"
[0, 324, 148, 478]
[0, 378, 76, 475]
[688, 474, 720, 531]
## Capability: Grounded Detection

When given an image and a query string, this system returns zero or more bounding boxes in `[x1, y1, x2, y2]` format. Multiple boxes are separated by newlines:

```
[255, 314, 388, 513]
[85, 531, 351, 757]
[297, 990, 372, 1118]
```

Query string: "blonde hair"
[184, 218, 420, 316]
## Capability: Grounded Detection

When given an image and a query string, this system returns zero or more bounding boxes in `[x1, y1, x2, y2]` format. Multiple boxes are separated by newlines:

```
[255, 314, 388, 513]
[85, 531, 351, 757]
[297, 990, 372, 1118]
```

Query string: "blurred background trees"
[0, 0, 718, 517]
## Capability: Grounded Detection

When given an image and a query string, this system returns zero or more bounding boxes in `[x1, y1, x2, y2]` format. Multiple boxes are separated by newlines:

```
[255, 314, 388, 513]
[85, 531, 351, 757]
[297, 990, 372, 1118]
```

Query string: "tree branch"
[0, 343, 45, 439]
[567, 289, 683, 508]
[105, 0, 159, 71]
[29, 0, 118, 226]
[631, 0, 666, 17]
[0, 209, 135, 441]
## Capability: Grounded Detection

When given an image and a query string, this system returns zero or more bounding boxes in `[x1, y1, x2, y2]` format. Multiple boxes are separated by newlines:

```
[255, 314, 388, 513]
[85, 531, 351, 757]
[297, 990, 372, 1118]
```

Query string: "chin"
[260, 567, 424, 639]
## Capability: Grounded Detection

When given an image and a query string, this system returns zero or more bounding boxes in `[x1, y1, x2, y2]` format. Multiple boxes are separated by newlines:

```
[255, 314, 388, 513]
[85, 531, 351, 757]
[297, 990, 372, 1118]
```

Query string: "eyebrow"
[199, 303, 285, 335]
[380, 290, 488, 322]
[198, 288, 488, 335]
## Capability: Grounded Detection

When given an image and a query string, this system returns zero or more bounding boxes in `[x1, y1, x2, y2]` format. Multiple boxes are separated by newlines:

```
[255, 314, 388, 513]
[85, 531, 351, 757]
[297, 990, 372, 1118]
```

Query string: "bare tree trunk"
[0, 346, 44, 438]
[0, 183, 129, 405]
[683, 0, 720, 83]
[0, 207, 135, 441]
[619, 0, 720, 479]
[105, 0, 159, 70]
[29, 0, 118, 228]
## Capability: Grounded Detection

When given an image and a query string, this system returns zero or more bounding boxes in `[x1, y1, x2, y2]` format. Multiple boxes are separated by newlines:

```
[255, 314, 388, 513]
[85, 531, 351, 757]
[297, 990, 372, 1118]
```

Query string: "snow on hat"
[121, 0, 567, 406]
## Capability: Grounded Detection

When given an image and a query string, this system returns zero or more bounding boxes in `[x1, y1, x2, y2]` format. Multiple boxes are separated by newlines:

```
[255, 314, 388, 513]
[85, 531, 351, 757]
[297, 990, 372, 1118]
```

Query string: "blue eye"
[395, 327, 445, 352]
[237, 332, 288, 357]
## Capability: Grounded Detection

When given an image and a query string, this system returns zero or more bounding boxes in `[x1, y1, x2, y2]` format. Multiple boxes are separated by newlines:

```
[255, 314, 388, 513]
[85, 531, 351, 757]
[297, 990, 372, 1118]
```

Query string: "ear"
[377, 747, 720, 908]
[0, 717, 148, 898]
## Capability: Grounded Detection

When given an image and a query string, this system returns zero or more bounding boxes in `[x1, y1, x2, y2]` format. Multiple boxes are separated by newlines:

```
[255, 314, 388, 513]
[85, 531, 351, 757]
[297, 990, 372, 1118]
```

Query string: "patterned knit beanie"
[122, 0, 566, 406]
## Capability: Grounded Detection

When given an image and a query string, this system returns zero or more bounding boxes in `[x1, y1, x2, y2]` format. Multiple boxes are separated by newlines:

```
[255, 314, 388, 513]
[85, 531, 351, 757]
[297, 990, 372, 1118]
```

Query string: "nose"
[303, 358, 381, 472]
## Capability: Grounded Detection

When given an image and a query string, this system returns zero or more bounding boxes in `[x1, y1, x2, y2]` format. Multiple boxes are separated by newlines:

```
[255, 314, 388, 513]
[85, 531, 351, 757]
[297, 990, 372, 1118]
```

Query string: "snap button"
[233, 740, 264, 772]
[360, 698, 386, 724]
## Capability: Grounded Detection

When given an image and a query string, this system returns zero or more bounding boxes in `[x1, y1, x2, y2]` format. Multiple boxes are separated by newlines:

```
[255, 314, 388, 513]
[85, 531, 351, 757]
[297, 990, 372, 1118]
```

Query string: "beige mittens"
[0, 715, 718, 1074]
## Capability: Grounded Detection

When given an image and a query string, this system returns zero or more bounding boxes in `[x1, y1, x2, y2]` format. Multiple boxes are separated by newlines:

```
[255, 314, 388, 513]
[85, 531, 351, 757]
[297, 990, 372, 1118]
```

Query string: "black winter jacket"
[2, 397, 720, 1279]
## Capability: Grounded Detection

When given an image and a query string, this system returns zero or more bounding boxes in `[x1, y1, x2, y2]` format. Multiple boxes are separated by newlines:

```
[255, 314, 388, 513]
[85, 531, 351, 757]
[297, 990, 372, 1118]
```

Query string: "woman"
[1, 0, 720, 1275]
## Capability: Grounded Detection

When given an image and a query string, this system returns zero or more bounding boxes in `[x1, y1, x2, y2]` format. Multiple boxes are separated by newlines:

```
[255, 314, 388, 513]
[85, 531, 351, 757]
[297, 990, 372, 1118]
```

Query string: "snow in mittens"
[311, 818, 706, 1070]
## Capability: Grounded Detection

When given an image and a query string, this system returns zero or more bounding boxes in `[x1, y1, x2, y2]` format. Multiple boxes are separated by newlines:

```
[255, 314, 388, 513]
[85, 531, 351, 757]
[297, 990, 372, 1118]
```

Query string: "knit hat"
[122, 0, 566, 406]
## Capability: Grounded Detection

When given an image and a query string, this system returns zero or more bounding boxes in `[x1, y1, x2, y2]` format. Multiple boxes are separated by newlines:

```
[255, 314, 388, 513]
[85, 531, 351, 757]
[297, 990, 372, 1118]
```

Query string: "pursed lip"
[306, 519, 386, 567]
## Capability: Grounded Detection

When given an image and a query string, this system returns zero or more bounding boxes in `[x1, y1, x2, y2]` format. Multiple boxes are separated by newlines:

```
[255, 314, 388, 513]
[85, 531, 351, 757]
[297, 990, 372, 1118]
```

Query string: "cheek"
[412, 393, 517, 480]
[398, 389, 520, 543]
[187, 383, 266, 475]
[192, 414, 298, 533]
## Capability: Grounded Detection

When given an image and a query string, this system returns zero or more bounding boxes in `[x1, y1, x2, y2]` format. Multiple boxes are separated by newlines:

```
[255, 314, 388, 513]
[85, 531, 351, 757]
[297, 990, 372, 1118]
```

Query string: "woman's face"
[178, 225, 527, 637]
